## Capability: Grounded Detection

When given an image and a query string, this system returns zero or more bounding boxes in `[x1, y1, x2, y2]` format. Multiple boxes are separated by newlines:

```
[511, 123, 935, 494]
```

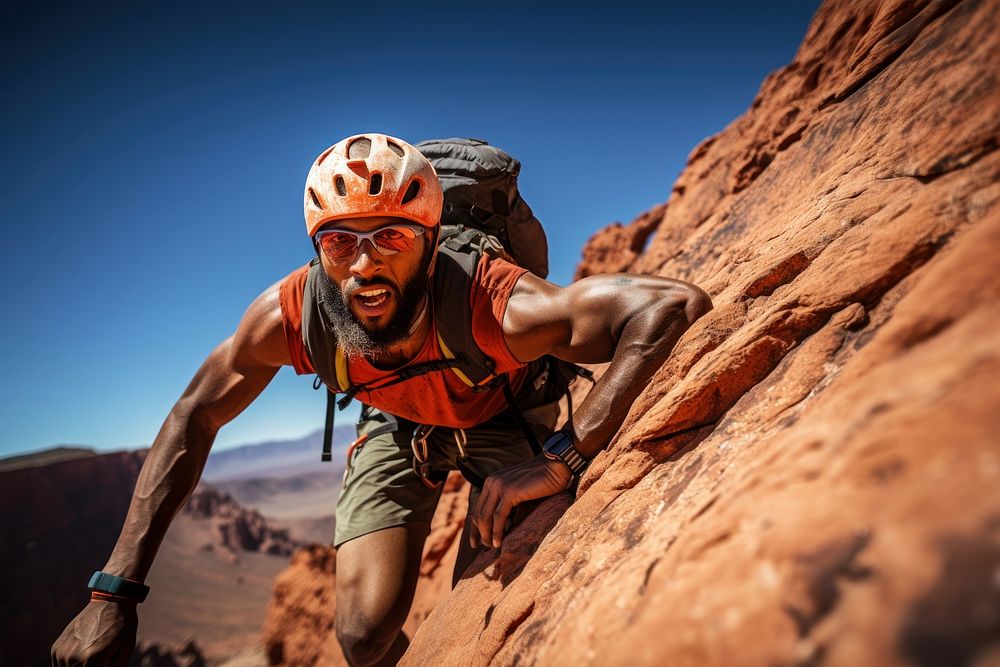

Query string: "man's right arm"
[101, 277, 292, 581]
[52, 275, 294, 665]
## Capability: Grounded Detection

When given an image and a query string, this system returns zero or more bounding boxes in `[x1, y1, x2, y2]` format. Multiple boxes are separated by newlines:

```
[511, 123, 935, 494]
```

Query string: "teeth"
[358, 288, 388, 297]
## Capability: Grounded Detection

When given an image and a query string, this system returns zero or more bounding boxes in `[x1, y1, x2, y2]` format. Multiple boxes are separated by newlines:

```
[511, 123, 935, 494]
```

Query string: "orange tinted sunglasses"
[314, 223, 426, 262]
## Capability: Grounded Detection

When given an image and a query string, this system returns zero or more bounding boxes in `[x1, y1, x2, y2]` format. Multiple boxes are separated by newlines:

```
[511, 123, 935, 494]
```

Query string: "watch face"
[543, 431, 573, 455]
[543, 431, 587, 474]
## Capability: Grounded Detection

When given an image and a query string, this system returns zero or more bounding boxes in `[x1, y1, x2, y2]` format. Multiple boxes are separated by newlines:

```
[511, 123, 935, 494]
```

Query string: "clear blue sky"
[0, 1, 819, 457]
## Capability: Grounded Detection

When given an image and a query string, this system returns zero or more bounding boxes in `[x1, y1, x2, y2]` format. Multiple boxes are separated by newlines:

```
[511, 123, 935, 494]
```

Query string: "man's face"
[313, 215, 433, 358]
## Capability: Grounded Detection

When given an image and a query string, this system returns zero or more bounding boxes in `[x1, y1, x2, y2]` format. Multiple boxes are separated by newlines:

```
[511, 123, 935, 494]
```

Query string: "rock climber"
[51, 133, 711, 667]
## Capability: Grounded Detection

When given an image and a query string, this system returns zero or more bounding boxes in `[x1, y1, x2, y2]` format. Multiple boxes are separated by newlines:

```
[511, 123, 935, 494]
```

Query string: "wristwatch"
[88, 571, 150, 602]
[542, 430, 589, 476]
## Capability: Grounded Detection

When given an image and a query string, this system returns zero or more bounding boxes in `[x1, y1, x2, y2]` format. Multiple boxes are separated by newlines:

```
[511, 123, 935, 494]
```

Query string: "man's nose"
[349, 238, 380, 278]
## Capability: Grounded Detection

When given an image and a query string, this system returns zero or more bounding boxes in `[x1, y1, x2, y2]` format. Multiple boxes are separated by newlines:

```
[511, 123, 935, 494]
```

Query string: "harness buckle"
[453, 428, 468, 461]
[410, 425, 443, 489]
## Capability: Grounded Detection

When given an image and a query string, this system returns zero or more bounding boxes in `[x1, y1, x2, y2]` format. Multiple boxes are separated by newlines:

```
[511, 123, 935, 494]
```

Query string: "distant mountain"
[212, 470, 341, 507]
[0, 446, 96, 472]
[210, 467, 345, 544]
[0, 443, 316, 666]
[201, 426, 355, 482]
[0, 426, 355, 482]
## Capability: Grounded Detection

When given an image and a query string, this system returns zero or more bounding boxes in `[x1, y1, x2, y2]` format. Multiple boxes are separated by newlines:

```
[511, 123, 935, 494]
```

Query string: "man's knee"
[334, 570, 408, 665]
[333, 524, 428, 666]
[335, 612, 401, 667]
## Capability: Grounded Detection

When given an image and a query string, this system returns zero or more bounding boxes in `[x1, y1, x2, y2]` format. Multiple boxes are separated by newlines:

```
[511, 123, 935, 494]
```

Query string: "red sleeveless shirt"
[278, 255, 532, 428]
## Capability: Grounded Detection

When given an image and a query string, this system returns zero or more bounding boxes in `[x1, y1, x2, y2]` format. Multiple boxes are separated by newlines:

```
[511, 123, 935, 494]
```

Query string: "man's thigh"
[334, 410, 443, 548]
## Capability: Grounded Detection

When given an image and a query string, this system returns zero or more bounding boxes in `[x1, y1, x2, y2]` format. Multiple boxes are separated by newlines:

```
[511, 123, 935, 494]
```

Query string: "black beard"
[315, 256, 430, 359]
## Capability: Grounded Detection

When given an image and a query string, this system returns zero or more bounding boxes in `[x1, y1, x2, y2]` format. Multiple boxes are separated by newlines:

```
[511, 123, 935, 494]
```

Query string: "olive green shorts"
[334, 402, 559, 547]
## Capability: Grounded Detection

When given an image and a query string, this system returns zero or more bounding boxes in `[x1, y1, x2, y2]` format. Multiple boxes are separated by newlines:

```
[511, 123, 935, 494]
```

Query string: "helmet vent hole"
[308, 187, 324, 209]
[369, 173, 383, 195]
[335, 176, 347, 196]
[348, 138, 371, 159]
[386, 140, 405, 157]
[402, 180, 421, 204]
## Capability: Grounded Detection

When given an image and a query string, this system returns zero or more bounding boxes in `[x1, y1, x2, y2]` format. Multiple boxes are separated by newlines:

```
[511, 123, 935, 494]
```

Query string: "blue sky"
[0, 1, 819, 457]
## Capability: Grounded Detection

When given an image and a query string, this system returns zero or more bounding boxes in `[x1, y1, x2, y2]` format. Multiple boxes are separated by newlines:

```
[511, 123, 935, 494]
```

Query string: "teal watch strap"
[88, 571, 150, 602]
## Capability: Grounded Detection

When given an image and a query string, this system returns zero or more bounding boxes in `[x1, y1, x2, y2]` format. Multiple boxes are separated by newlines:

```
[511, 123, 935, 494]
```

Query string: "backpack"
[311, 138, 593, 476]
[415, 138, 548, 279]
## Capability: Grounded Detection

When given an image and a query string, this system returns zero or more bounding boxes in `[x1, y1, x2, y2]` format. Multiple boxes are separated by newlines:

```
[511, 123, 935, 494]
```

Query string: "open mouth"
[352, 286, 393, 317]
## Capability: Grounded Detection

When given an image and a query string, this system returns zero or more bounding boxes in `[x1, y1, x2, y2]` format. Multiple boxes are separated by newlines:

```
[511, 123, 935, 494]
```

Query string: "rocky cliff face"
[402, 0, 1000, 665]
[263, 1, 1000, 665]
[0, 449, 147, 666]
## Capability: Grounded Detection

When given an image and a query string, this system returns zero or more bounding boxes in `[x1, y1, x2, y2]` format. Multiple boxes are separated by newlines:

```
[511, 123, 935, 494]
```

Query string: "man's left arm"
[469, 272, 712, 549]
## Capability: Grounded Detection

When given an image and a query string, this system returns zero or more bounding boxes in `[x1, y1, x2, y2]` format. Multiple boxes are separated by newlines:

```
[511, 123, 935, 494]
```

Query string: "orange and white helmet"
[303, 133, 443, 237]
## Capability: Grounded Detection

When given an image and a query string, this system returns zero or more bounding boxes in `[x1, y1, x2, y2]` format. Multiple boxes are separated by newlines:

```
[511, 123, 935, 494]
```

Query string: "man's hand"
[51, 600, 138, 666]
[469, 456, 573, 549]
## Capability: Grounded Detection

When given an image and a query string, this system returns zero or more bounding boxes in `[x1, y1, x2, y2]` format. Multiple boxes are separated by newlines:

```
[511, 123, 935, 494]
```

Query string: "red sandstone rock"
[398, 1, 1000, 666]
[575, 203, 666, 280]
[261, 474, 469, 666]
[260, 2, 1000, 664]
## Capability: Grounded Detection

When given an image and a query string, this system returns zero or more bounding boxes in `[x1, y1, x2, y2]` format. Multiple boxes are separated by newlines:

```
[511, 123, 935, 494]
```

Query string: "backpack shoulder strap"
[302, 258, 352, 463]
[302, 258, 349, 392]
[432, 227, 509, 389]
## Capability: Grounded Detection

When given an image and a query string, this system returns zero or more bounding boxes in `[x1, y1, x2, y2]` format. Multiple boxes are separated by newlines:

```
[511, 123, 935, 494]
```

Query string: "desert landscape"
[4, 0, 998, 665]
[0, 427, 351, 666]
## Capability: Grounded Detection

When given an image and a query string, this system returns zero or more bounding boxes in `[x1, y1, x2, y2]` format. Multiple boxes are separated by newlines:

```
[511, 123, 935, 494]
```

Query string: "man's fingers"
[469, 506, 481, 549]
[470, 464, 553, 549]
[473, 478, 499, 549]
[492, 497, 516, 548]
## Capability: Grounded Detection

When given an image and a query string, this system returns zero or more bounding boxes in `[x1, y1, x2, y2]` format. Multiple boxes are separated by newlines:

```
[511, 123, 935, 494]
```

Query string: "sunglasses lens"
[372, 226, 418, 254]
[318, 232, 360, 259]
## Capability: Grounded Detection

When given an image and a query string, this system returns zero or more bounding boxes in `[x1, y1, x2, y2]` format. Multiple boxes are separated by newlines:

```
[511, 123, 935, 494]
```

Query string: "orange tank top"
[278, 255, 531, 428]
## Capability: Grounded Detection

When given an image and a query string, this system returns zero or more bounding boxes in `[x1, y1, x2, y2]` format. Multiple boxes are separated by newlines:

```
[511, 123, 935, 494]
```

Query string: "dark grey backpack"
[415, 138, 548, 278]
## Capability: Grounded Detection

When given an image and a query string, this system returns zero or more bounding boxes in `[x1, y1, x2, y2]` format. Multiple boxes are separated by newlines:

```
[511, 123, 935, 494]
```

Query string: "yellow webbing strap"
[437, 333, 496, 388]
[335, 347, 350, 392]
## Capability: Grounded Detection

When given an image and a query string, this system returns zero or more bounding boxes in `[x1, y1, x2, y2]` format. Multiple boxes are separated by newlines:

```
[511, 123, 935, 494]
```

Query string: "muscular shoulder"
[467, 255, 530, 373]
[231, 268, 307, 371]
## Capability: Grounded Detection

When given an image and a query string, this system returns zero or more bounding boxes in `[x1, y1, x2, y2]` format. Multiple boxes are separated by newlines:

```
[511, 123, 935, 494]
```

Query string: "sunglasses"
[313, 223, 426, 262]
